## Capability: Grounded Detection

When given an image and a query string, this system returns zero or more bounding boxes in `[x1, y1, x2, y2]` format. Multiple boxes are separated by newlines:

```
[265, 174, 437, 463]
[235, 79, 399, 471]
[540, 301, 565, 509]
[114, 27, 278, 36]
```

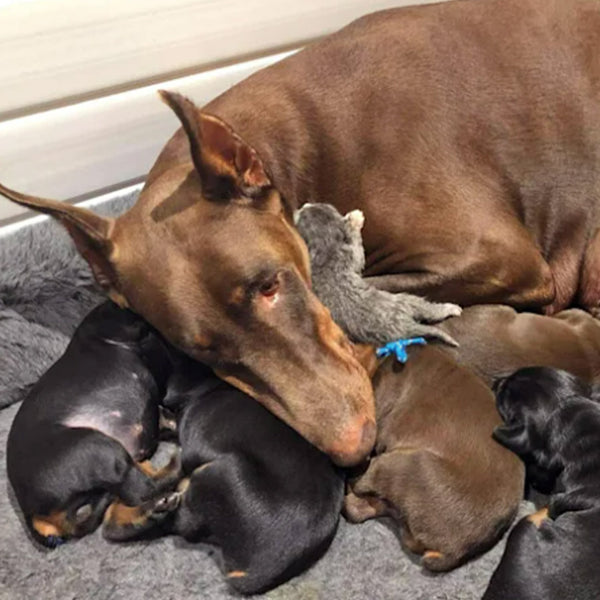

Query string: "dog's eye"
[258, 275, 280, 299]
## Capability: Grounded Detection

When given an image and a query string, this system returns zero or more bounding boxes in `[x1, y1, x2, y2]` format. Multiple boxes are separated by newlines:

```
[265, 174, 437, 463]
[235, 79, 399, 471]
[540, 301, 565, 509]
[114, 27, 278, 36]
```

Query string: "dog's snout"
[328, 417, 377, 467]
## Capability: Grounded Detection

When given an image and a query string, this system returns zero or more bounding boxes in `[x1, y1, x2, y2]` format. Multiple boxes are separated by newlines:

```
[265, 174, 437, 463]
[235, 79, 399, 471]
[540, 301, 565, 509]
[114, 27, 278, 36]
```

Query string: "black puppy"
[104, 357, 345, 595]
[484, 367, 600, 600]
[7, 301, 180, 547]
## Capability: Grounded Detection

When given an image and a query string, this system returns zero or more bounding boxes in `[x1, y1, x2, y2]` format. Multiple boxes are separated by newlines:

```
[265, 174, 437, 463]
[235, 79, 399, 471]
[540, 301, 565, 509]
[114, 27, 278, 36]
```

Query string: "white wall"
[0, 0, 443, 222]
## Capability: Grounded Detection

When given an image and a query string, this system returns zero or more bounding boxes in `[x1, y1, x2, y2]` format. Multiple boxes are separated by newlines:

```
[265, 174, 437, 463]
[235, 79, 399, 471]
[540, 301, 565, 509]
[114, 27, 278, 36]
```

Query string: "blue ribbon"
[376, 337, 427, 363]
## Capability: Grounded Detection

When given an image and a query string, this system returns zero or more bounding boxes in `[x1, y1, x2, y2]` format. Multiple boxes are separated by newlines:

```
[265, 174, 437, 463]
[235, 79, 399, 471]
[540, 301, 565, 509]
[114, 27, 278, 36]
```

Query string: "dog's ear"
[493, 422, 532, 456]
[158, 90, 271, 201]
[0, 183, 124, 305]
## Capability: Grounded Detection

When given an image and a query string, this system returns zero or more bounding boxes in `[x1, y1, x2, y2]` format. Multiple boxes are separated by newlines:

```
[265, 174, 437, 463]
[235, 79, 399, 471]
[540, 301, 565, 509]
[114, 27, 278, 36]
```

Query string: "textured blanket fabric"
[0, 188, 525, 599]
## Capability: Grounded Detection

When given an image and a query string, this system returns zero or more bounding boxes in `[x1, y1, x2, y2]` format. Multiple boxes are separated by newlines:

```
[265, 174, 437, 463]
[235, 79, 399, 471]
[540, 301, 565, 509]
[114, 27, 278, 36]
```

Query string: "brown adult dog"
[440, 306, 600, 387]
[344, 345, 524, 571]
[2, 0, 600, 464]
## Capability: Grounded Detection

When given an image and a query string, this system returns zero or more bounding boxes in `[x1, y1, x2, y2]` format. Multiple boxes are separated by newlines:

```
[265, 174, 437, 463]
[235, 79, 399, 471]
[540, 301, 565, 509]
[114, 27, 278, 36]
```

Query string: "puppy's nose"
[329, 418, 377, 467]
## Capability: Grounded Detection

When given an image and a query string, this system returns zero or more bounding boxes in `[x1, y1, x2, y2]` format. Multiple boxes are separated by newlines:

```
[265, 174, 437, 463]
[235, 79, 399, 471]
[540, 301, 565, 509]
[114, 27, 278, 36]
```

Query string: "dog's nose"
[328, 418, 377, 467]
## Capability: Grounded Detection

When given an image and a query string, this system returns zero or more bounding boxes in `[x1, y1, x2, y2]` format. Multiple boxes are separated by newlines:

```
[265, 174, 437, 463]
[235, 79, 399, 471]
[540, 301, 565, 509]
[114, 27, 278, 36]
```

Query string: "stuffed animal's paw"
[439, 303, 462, 318]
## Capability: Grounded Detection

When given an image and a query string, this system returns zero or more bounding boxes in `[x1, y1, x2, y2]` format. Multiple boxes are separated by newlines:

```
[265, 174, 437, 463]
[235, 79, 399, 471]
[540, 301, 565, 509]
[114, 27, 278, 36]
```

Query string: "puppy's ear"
[493, 422, 531, 456]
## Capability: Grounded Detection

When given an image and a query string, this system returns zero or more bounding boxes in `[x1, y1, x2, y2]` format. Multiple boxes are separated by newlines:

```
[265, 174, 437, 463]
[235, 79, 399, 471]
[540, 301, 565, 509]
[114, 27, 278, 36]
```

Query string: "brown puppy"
[440, 306, 600, 387]
[2, 0, 600, 464]
[344, 345, 524, 572]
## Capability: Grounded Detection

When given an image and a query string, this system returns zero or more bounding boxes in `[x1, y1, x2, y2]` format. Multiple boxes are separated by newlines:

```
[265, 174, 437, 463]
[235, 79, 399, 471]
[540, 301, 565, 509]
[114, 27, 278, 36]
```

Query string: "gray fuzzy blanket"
[0, 188, 526, 600]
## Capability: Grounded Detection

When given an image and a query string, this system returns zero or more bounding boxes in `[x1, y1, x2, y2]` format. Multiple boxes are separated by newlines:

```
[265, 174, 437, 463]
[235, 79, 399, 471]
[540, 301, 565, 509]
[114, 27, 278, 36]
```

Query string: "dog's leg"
[365, 231, 555, 309]
[579, 227, 600, 317]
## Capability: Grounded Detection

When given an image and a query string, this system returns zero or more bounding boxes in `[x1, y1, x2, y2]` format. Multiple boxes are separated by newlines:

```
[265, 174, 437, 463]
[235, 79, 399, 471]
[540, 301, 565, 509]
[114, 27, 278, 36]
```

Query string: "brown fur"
[2, 0, 600, 463]
[344, 346, 524, 571]
[440, 306, 600, 387]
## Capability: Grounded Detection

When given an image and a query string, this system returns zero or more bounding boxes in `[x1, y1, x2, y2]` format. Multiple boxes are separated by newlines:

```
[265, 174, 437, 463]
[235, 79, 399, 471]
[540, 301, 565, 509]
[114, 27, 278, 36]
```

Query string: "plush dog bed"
[0, 188, 529, 600]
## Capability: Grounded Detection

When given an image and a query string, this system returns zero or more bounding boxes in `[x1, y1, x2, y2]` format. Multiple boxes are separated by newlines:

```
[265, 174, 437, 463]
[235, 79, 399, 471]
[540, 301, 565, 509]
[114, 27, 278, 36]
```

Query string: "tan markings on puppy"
[424, 550, 443, 560]
[192, 461, 213, 475]
[527, 507, 550, 528]
[137, 460, 158, 477]
[103, 501, 147, 527]
[177, 477, 191, 493]
[227, 571, 248, 578]
[138, 455, 180, 480]
[31, 511, 70, 538]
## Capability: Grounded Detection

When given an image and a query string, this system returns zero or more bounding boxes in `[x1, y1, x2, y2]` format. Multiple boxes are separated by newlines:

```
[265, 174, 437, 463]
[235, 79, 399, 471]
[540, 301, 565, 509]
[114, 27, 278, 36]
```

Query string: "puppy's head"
[492, 367, 587, 485]
[29, 493, 113, 548]
[294, 204, 366, 274]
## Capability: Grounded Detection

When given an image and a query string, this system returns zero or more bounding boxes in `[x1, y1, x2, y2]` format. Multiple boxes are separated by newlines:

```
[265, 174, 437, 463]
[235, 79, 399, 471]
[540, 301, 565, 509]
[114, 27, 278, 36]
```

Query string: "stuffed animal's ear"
[344, 209, 365, 232]
[493, 422, 531, 456]
[158, 90, 271, 201]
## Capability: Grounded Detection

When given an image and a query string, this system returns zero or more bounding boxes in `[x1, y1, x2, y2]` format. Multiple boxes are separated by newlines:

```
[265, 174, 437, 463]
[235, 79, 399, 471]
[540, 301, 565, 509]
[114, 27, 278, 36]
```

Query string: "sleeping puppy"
[344, 345, 524, 571]
[440, 305, 600, 387]
[6, 301, 180, 547]
[484, 367, 600, 600]
[103, 357, 345, 595]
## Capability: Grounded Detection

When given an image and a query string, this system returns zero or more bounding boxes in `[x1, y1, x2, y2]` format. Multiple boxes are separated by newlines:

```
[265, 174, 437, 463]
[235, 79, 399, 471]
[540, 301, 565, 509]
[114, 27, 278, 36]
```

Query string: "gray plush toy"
[294, 203, 461, 347]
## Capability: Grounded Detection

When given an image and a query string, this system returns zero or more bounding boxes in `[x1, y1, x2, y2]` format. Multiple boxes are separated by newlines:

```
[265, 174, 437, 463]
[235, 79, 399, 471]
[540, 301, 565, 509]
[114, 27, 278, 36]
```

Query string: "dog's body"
[104, 359, 344, 595]
[7, 301, 179, 547]
[3, 0, 600, 463]
[484, 367, 600, 600]
[441, 305, 600, 386]
[294, 203, 461, 346]
[344, 346, 524, 571]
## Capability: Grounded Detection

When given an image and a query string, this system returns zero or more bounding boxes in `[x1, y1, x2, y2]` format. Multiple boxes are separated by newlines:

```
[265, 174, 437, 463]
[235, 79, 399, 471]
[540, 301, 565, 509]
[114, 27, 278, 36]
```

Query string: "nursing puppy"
[484, 367, 600, 600]
[440, 305, 600, 387]
[103, 357, 344, 595]
[7, 301, 180, 547]
[294, 204, 461, 346]
[344, 345, 524, 571]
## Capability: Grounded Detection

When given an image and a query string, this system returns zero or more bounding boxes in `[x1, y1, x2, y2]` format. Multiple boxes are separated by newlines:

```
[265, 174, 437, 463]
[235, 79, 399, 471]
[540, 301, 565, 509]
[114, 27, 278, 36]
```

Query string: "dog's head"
[492, 367, 588, 487]
[0, 92, 375, 466]
[295, 203, 366, 274]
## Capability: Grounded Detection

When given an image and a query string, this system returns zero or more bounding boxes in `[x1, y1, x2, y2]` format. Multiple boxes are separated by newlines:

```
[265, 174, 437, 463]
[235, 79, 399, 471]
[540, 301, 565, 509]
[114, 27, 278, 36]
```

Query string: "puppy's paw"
[152, 491, 181, 514]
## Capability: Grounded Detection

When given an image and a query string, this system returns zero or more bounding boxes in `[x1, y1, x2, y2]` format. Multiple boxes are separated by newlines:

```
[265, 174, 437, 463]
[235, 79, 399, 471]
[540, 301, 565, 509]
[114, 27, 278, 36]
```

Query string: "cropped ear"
[0, 183, 123, 303]
[493, 422, 532, 456]
[158, 90, 271, 201]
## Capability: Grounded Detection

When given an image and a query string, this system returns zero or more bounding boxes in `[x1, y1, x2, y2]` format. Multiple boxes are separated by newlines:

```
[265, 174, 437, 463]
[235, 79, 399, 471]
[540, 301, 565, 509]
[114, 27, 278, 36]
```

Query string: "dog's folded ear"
[0, 183, 124, 305]
[158, 90, 271, 201]
[493, 422, 531, 456]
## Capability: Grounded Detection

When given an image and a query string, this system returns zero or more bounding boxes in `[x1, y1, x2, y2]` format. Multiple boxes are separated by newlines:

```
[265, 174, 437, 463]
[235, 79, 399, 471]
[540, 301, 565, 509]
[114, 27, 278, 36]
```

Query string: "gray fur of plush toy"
[294, 203, 461, 346]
